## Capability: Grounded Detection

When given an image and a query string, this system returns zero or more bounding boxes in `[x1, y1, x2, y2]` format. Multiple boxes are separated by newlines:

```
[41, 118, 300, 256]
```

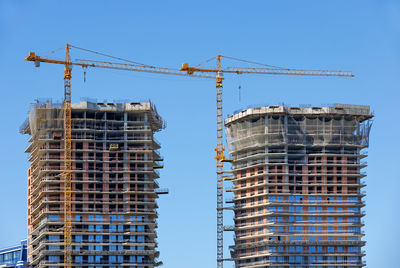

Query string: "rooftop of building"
[0, 240, 27, 255]
[0, 239, 27, 268]
[27, 99, 160, 112]
[20, 99, 165, 135]
[226, 104, 373, 125]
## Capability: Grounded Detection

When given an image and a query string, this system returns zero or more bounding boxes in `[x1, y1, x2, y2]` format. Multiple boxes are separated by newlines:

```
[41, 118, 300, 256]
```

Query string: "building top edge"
[30, 100, 155, 112]
[0, 240, 27, 254]
[20, 100, 165, 135]
[226, 104, 373, 125]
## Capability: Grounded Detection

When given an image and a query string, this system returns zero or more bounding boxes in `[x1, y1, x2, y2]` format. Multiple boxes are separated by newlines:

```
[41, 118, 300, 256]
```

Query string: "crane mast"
[63, 44, 72, 268]
[215, 55, 224, 268]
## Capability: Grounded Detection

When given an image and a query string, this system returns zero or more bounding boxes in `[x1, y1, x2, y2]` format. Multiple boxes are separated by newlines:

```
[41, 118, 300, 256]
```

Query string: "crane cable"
[70, 45, 156, 68]
[194, 56, 217, 68]
[221, 55, 290, 70]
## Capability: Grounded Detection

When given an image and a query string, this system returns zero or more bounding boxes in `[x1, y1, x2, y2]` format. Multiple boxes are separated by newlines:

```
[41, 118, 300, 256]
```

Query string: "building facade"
[0, 239, 27, 268]
[22, 100, 165, 268]
[225, 104, 372, 268]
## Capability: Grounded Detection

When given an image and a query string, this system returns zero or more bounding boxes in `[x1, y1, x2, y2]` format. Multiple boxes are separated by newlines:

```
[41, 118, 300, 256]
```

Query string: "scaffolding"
[226, 104, 373, 153]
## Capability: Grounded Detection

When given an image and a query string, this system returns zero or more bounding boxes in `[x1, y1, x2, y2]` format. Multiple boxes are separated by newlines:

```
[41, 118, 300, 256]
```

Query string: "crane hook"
[82, 66, 87, 83]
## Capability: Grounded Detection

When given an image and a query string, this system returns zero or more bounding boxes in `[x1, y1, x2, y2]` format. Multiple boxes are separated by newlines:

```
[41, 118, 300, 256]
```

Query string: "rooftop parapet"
[226, 104, 372, 126]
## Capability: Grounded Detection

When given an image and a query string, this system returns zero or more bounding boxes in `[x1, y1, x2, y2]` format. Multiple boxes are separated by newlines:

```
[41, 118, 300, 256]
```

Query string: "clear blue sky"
[1, 1, 399, 267]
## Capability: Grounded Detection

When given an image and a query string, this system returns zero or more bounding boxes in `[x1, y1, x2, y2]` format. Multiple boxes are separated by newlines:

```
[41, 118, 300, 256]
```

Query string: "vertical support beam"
[265, 116, 269, 189]
[283, 115, 289, 191]
[63, 44, 72, 268]
[215, 55, 224, 268]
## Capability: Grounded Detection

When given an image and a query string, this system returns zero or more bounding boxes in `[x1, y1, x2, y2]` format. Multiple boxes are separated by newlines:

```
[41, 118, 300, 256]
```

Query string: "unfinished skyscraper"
[22, 100, 165, 268]
[225, 104, 372, 268]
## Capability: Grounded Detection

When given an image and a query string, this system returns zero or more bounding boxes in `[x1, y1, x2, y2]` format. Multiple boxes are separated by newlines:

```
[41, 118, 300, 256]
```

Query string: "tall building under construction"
[225, 104, 372, 268]
[22, 100, 165, 268]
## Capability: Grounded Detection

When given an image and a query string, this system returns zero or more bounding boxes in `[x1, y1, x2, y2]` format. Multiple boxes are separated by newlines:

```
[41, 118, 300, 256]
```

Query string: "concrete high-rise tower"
[225, 104, 372, 268]
[22, 100, 165, 268]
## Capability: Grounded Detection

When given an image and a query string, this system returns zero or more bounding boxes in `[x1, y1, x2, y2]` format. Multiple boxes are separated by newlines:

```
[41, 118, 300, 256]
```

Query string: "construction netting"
[226, 114, 372, 153]
[226, 116, 268, 152]
[28, 100, 64, 136]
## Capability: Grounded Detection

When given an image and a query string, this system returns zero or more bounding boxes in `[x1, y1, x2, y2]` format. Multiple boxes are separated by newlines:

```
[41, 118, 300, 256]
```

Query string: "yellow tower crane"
[25, 44, 214, 268]
[25, 44, 354, 268]
[179, 55, 354, 268]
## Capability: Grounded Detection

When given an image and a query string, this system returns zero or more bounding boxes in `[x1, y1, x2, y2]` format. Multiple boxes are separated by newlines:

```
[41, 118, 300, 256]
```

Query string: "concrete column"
[284, 115, 289, 188]
[322, 116, 326, 154]
[265, 116, 269, 188]
[124, 112, 128, 151]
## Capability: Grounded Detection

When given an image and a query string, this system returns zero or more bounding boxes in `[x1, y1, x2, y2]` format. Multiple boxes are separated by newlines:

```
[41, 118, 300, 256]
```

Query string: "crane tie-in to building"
[25, 44, 354, 268]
